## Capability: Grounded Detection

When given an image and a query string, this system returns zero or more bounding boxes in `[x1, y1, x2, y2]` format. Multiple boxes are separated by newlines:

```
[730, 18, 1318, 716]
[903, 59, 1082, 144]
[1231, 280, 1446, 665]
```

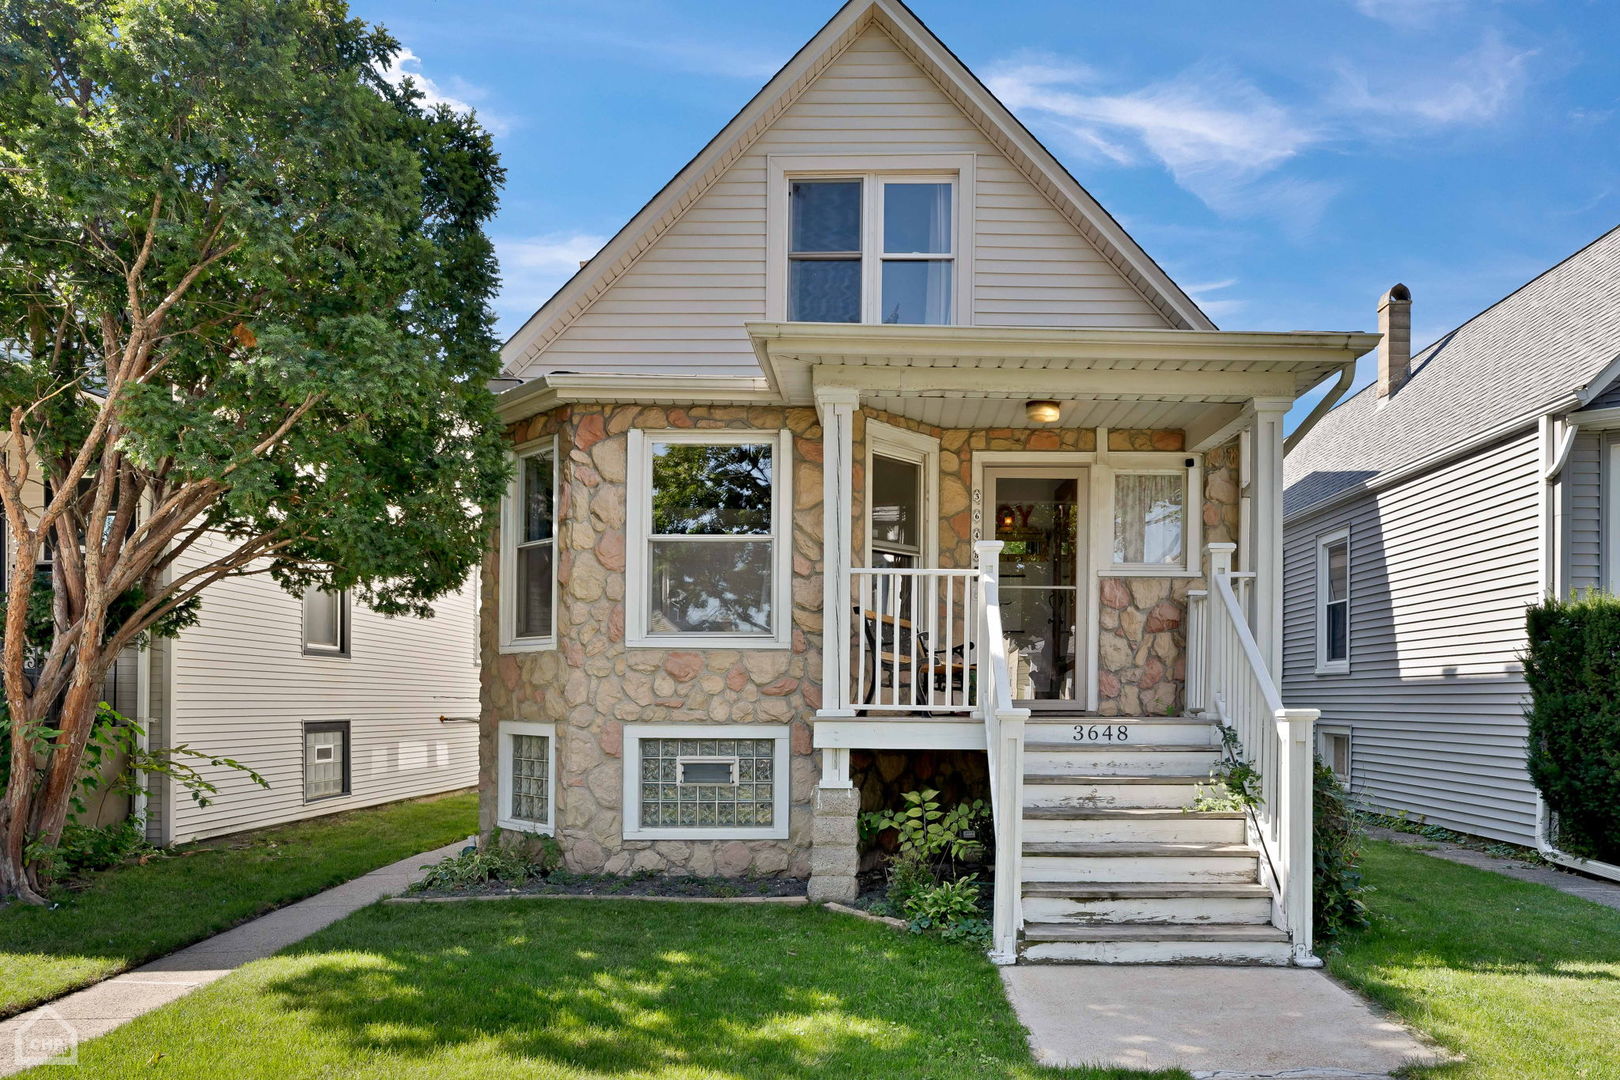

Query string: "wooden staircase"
[1015, 715, 1292, 964]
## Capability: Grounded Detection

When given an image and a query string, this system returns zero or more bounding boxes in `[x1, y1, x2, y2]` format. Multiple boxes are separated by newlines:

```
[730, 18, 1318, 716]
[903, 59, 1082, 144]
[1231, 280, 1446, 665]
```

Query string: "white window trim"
[1316, 527, 1351, 675]
[765, 153, 976, 327]
[496, 720, 556, 835]
[864, 419, 940, 569]
[625, 428, 793, 650]
[622, 723, 790, 841]
[1606, 437, 1620, 591]
[1317, 725, 1353, 785]
[499, 436, 559, 654]
[1093, 451, 1202, 577]
[301, 589, 350, 658]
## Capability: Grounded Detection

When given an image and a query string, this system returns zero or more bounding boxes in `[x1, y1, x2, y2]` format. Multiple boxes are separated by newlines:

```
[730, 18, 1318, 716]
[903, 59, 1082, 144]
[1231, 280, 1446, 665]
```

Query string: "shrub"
[1313, 758, 1369, 939]
[413, 835, 559, 892]
[884, 849, 935, 914]
[1524, 594, 1620, 862]
[859, 788, 989, 869]
[31, 819, 155, 884]
[901, 875, 984, 934]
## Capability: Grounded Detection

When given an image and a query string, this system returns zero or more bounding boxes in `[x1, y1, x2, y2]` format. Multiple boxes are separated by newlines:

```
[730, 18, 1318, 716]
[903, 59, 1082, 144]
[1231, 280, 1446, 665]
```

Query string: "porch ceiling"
[748, 323, 1382, 418]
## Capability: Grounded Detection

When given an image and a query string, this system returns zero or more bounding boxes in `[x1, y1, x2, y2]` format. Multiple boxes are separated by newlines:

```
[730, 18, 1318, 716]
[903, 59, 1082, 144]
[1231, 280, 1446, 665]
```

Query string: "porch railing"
[974, 541, 1029, 965]
[849, 566, 981, 712]
[1190, 542, 1320, 965]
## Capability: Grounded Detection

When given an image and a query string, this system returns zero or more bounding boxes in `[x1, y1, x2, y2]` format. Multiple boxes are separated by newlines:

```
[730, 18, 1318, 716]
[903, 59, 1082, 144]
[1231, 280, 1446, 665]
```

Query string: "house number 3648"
[1072, 725, 1129, 742]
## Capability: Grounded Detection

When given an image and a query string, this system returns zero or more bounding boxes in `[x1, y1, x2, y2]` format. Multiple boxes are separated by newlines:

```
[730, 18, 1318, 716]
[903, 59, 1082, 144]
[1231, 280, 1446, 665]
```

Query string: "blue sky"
[355, 0, 1620, 426]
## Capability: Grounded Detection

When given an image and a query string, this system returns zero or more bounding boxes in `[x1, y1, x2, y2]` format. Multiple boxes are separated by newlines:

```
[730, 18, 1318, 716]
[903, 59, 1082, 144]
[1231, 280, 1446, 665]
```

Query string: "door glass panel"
[994, 476, 1080, 701]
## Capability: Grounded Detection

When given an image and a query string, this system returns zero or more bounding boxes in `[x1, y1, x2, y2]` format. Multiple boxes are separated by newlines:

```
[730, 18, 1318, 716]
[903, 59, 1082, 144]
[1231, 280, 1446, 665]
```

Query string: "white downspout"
[1533, 412, 1620, 882]
[1283, 360, 1356, 456]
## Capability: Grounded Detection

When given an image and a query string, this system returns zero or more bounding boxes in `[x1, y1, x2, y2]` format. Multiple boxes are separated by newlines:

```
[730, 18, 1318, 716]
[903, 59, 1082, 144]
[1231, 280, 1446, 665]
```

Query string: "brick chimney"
[1376, 283, 1412, 399]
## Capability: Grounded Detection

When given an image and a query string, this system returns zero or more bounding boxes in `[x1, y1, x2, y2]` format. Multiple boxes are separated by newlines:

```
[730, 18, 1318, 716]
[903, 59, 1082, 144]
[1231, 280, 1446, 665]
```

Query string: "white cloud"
[494, 232, 608, 334]
[378, 48, 512, 136]
[1334, 31, 1535, 126]
[566, 27, 785, 80]
[1182, 278, 1247, 320]
[1350, 0, 1469, 29]
[988, 59, 1321, 219]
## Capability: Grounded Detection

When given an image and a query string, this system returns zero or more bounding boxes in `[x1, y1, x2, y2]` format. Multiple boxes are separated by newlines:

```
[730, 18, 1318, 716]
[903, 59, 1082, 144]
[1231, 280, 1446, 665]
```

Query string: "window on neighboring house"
[1318, 727, 1352, 785]
[500, 441, 557, 651]
[1317, 529, 1350, 673]
[303, 721, 350, 801]
[302, 589, 348, 656]
[1111, 471, 1188, 568]
[788, 176, 955, 325]
[496, 721, 555, 833]
[622, 724, 790, 839]
[628, 430, 790, 647]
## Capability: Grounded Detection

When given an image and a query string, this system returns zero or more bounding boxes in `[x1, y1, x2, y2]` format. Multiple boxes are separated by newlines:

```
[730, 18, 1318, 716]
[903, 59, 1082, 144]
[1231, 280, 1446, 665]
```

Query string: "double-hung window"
[787, 175, 956, 325]
[627, 429, 791, 648]
[1317, 529, 1350, 673]
[500, 440, 557, 651]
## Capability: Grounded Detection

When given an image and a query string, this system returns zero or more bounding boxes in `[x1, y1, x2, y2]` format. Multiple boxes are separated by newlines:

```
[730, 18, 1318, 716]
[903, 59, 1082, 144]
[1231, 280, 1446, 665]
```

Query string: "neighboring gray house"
[1282, 225, 1620, 876]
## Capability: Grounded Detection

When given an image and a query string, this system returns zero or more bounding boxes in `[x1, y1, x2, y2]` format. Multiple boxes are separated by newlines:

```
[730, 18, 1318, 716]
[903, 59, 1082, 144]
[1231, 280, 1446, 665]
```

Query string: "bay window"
[499, 440, 557, 651]
[627, 429, 792, 648]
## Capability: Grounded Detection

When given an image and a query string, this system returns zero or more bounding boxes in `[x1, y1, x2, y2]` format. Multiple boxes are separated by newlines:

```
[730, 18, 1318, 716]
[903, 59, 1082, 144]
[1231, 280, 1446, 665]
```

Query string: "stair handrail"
[1201, 542, 1321, 966]
[974, 540, 1029, 965]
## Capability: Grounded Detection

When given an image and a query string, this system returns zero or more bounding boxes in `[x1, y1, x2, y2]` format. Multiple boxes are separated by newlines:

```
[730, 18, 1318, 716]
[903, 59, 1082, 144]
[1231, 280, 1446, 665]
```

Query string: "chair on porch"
[857, 607, 973, 709]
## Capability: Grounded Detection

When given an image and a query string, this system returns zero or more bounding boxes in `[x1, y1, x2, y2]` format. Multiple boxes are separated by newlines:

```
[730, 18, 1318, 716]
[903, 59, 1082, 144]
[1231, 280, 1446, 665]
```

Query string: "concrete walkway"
[1370, 827, 1620, 911]
[1001, 965, 1447, 1079]
[0, 839, 464, 1074]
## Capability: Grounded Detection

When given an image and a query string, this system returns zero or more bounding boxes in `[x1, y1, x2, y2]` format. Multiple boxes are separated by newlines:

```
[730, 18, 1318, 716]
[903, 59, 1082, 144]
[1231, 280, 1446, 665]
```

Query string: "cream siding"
[1282, 430, 1543, 844]
[161, 536, 479, 843]
[1563, 429, 1605, 593]
[517, 26, 1168, 379]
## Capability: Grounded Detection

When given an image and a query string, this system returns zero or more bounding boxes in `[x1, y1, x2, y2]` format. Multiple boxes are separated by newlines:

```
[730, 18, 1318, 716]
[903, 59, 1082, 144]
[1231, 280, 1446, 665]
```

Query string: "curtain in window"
[1113, 473, 1185, 565]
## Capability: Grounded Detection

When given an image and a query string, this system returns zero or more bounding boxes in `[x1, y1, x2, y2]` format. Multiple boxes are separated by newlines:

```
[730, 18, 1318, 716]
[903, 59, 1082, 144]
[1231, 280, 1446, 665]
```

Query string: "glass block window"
[638, 738, 776, 829]
[509, 733, 550, 824]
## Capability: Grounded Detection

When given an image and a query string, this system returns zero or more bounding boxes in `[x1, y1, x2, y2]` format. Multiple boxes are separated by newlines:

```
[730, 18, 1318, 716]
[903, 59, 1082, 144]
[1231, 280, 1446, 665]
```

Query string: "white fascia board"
[495, 375, 782, 423]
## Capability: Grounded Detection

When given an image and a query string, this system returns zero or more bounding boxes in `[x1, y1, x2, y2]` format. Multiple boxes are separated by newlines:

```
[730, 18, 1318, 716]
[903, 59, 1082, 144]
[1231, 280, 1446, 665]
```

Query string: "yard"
[1329, 840, 1620, 1079]
[20, 899, 1182, 1080]
[0, 790, 476, 1018]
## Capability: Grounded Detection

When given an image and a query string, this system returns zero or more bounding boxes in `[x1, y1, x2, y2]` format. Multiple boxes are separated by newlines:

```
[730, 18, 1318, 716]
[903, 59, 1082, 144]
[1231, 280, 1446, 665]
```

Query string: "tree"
[0, 0, 509, 902]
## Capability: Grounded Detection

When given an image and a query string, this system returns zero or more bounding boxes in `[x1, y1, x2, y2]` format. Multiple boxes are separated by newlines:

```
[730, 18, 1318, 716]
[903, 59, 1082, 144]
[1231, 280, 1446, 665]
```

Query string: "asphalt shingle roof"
[1284, 225, 1620, 518]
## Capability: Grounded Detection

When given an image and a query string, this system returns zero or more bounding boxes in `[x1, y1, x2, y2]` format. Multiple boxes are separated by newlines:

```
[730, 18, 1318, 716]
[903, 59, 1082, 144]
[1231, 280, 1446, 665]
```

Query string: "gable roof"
[500, 0, 1214, 376]
[1284, 225, 1620, 519]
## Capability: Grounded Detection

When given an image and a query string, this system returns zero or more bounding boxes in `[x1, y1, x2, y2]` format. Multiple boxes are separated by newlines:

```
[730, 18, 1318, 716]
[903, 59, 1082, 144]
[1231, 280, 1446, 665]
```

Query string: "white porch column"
[816, 386, 859, 717]
[1248, 398, 1290, 679]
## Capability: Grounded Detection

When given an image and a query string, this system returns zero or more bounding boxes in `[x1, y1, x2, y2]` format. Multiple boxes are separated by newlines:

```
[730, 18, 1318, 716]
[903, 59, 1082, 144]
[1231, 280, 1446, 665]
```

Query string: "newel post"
[1280, 707, 1321, 966]
[816, 387, 859, 717]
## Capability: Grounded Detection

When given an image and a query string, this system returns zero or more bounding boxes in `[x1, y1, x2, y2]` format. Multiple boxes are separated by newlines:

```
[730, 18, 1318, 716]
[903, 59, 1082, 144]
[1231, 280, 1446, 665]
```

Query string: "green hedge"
[1524, 594, 1620, 862]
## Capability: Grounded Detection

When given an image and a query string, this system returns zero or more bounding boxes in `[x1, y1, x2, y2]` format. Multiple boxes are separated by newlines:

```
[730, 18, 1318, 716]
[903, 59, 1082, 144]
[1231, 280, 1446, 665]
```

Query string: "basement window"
[496, 721, 555, 834]
[1318, 727, 1352, 786]
[303, 721, 350, 801]
[623, 725, 789, 840]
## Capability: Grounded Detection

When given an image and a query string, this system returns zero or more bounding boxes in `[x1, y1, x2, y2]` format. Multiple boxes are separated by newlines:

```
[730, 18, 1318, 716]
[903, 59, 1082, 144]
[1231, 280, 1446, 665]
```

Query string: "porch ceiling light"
[1025, 399, 1061, 425]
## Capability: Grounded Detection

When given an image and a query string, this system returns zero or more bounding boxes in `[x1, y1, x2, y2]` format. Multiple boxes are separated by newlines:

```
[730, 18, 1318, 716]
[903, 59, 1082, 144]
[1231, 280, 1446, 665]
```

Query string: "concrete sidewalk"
[0, 838, 464, 1075]
[1370, 827, 1620, 912]
[1001, 965, 1447, 1079]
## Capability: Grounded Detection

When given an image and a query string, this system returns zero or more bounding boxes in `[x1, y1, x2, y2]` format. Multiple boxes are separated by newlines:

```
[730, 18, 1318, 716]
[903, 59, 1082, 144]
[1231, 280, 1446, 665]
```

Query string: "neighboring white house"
[7, 536, 480, 848]
[1282, 225, 1620, 877]
[481, 0, 1377, 965]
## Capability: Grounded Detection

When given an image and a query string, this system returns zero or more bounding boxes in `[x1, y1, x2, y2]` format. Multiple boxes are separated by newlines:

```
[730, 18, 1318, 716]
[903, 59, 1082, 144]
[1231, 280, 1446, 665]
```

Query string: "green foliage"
[1523, 593, 1620, 862]
[413, 837, 559, 892]
[32, 818, 154, 883]
[860, 788, 989, 866]
[1189, 726, 1264, 812]
[883, 849, 935, 914]
[1312, 758, 1369, 940]
[901, 875, 982, 926]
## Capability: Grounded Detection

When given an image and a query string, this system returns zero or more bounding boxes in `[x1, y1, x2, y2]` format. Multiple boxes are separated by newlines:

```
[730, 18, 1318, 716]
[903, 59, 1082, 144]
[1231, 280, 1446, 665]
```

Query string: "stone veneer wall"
[1094, 438, 1241, 716]
[480, 403, 826, 878]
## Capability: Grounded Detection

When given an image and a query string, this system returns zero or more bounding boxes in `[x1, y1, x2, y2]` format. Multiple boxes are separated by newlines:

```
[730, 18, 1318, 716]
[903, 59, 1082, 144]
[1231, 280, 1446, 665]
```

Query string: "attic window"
[787, 175, 955, 325]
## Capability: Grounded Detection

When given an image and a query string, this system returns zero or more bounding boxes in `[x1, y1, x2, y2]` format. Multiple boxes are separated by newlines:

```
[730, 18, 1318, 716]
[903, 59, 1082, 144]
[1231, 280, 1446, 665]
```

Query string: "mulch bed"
[410, 872, 808, 901]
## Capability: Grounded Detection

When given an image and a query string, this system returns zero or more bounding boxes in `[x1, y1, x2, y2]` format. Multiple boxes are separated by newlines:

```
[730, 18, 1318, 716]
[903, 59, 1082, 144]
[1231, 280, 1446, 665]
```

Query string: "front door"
[984, 468, 1088, 706]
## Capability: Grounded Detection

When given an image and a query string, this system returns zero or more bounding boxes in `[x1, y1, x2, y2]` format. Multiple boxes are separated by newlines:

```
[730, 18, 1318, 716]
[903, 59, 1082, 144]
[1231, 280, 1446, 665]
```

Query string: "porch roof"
[749, 322, 1380, 432]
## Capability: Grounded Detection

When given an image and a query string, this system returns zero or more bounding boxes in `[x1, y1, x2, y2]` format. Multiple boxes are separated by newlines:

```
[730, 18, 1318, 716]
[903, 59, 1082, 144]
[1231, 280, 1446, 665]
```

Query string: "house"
[4, 514, 480, 847]
[482, 0, 1377, 964]
[1282, 225, 1620, 881]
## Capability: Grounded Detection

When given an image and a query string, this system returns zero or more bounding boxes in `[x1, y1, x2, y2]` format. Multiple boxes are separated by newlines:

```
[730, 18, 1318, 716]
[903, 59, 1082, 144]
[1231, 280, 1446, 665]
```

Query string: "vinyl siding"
[1281, 429, 1543, 844]
[519, 25, 1168, 378]
[162, 536, 479, 843]
[1564, 429, 1605, 593]
[144, 636, 170, 845]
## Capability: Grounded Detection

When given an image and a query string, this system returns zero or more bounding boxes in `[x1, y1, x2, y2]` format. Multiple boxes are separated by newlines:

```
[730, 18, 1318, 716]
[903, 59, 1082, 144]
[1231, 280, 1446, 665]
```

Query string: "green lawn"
[0, 790, 476, 1019]
[1330, 840, 1620, 1079]
[24, 899, 1184, 1080]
